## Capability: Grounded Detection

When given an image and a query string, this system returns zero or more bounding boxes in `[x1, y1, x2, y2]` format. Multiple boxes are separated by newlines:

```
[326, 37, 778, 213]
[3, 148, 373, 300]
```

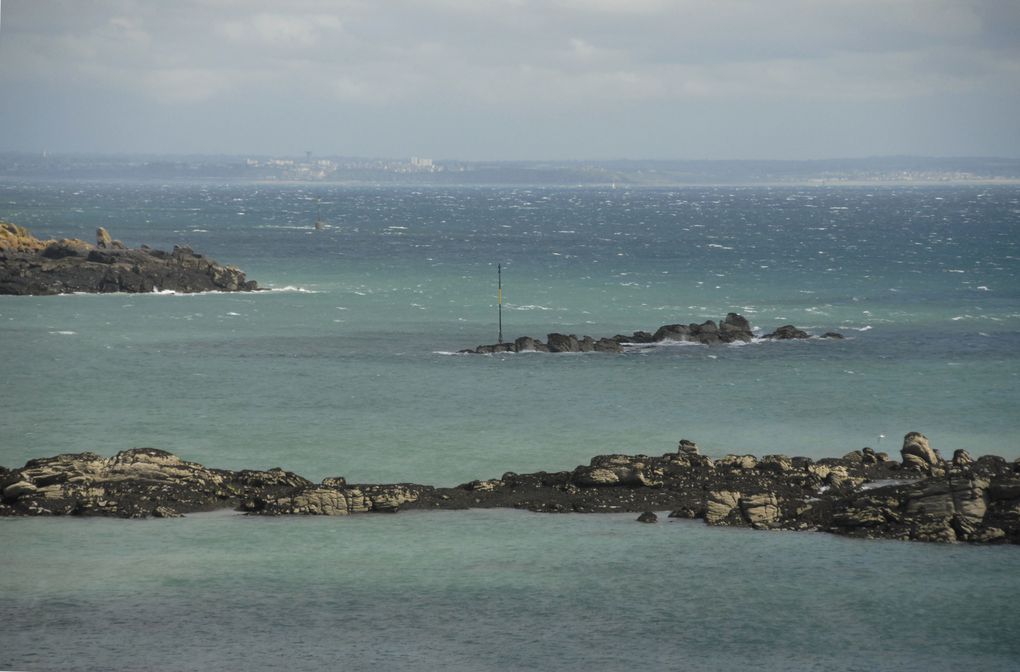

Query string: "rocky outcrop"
[4, 434, 1017, 545]
[762, 324, 809, 340]
[572, 454, 663, 488]
[901, 432, 943, 472]
[461, 312, 842, 354]
[243, 483, 430, 516]
[0, 222, 259, 295]
[0, 448, 308, 518]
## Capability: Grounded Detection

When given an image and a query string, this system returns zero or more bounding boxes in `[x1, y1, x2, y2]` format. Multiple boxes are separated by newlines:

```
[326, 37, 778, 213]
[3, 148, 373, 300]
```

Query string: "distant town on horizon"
[3, 152, 1020, 186]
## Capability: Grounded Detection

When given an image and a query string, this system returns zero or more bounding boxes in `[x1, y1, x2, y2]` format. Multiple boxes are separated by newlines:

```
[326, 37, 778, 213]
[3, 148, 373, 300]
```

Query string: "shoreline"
[2, 433, 1018, 545]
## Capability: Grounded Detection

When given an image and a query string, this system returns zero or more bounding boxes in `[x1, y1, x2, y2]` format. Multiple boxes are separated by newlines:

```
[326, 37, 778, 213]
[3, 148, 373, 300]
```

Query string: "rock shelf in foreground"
[2, 433, 1018, 545]
[461, 312, 845, 354]
[0, 222, 258, 295]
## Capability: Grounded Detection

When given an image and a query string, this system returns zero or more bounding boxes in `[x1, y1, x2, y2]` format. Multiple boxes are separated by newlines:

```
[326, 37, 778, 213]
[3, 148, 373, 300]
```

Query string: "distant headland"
[2, 433, 1018, 545]
[0, 222, 259, 295]
[2, 153, 1019, 186]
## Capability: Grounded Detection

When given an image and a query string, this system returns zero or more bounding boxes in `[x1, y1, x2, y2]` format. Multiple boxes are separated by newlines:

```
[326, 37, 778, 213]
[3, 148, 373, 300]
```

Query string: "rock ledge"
[0, 222, 259, 295]
[3, 433, 1017, 545]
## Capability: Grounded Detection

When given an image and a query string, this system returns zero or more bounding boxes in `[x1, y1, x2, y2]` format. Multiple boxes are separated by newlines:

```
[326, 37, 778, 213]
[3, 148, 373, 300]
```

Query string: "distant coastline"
[2, 153, 1020, 187]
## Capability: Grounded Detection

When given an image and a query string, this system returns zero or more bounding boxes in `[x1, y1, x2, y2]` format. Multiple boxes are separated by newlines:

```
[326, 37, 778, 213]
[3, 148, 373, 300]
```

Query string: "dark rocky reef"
[461, 313, 843, 354]
[0, 222, 258, 295]
[3, 433, 1018, 545]
[0, 448, 310, 518]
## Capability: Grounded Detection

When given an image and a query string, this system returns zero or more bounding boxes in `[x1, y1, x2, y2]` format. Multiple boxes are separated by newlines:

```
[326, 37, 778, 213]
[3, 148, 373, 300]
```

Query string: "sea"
[1, 181, 1018, 671]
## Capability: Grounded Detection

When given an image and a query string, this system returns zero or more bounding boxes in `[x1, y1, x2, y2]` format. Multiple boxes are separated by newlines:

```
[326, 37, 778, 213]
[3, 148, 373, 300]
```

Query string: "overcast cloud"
[1, 0, 1018, 159]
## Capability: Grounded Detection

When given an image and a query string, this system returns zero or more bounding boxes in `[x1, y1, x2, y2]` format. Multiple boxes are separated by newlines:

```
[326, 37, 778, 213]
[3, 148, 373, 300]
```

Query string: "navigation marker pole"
[498, 264, 503, 344]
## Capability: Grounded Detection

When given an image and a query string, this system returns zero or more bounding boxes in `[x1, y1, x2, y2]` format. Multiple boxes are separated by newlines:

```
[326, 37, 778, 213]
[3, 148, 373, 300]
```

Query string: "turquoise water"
[3, 511, 1019, 671]
[2, 182, 1019, 670]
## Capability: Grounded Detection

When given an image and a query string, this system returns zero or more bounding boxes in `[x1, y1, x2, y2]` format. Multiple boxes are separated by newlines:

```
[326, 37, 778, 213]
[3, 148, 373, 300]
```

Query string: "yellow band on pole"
[498, 287, 502, 305]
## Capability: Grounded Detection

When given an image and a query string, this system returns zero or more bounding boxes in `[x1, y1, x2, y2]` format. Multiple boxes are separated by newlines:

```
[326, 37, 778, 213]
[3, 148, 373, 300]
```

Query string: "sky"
[1, 0, 1019, 160]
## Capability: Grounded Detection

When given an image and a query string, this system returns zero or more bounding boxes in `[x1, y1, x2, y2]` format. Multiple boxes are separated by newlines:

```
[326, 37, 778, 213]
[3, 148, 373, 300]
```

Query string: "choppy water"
[1, 182, 1019, 670]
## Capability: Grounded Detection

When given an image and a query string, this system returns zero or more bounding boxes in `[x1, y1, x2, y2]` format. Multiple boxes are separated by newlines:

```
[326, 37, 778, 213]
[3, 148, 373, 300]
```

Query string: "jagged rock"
[904, 476, 989, 522]
[0, 223, 259, 295]
[988, 478, 1020, 501]
[593, 337, 623, 353]
[861, 447, 885, 465]
[647, 319, 739, 345]
[716, 454, 758, 470]
[96, 227, 113, 249]
[705, 490, 742, 525]
[2, 480, 38, 500]
[321, 476, 348, 488]
[822, 332, 845, 339]
[830, 497, 894, 530]
[653, 324, 690, 342]
[462, 479, 501, 492]
[740, 492, 781, 527]
[807, 463, 847, 481]
[257, 488, 351, 515]
[763, 325, 810, 339]
[572, 455, 660, 488]
[514, 336, 539, 352]
[901, 432, 941, 471]
[976, 455, 1007, 472]
[969, 526, 1006, 543]
[627, 331, 655, 343]
[153, 506, 181, 518]
[0, 221, 49, 253]
[41, 239, 91, 259]
[953, 449, 974, 467]
[235, 467, 313, 491]
[473, 343, 514, 354]
[909, 516, 958, 543]
[719, 313, 753, 343]
[842, 450, 864, 464]
[357, 485, 423, 512]
[546, 333, 580, 353]
[636, 511, 658, 523]
[678, 439, 700, 455]
[757, 454, 793, 473]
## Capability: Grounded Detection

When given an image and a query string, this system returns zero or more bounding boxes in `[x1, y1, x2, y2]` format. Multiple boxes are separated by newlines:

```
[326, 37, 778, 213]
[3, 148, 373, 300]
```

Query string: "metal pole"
[498, 264, 503, 344]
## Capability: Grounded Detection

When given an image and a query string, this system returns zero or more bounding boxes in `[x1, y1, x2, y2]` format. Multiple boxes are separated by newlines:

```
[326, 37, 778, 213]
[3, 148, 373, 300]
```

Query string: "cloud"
[4, 0, 1018, 106]
[0, 0, 1017, 157]
[219, 12, 343, 49]
[142, 68, 231, 104]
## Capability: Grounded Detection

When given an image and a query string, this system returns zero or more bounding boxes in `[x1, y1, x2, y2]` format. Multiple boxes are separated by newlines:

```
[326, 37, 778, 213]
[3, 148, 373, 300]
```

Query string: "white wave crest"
[266, 286, 321, 294]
